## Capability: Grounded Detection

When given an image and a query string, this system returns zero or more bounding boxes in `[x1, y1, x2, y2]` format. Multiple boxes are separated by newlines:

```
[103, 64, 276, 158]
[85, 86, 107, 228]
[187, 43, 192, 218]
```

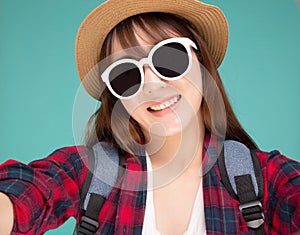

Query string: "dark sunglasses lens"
[109, 63, 141, 97]
[152, 42, 189, 78]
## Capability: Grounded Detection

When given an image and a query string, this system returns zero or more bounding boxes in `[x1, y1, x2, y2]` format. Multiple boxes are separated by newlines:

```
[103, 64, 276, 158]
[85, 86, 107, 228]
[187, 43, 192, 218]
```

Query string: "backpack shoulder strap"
[76, 142, 125, 235]
[80, 147, 95, 210]
[218, 140, 265, 234]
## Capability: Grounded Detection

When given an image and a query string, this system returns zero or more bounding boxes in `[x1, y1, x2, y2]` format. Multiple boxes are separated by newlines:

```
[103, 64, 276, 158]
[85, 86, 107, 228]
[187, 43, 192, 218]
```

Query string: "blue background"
[0, 0, 299, 234]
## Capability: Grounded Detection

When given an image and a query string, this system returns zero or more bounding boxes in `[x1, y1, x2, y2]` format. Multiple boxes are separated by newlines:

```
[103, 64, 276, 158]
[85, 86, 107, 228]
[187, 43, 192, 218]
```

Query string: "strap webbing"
[117, 154, 126, 180]
[85, 193, 106, 219]
[77, 194, 105, 235]
[80, 148, 95, 210]
[235, 174, 257, 203]
[235, 174, 265, 235]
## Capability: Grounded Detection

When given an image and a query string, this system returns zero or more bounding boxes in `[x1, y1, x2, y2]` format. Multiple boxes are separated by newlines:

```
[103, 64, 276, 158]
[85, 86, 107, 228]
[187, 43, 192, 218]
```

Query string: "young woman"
[0, 0, 299, 234]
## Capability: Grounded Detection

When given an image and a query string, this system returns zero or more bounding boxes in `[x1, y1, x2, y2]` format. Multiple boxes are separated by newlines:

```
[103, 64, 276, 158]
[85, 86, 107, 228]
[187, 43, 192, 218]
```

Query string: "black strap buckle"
[78, 215, 99, 235]
[239, 200, 265, 229]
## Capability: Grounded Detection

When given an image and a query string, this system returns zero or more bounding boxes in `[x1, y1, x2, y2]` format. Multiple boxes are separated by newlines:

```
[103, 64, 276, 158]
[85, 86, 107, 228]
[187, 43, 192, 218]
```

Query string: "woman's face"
[110, 29, 203, 139]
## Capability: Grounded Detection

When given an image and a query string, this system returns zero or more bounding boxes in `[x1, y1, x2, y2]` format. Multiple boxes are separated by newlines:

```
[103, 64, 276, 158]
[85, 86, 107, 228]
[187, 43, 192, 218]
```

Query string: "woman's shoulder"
[22, 145, 91, 169]
[47, 145, 89, 157]
[255, 149, 300, 176]
[254, 150, 300, 232]
[255, 149, 300, 192]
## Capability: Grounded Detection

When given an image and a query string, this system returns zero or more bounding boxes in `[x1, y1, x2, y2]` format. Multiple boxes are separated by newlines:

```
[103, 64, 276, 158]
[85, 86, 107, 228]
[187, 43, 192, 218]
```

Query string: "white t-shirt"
[142, 155, 207, 235]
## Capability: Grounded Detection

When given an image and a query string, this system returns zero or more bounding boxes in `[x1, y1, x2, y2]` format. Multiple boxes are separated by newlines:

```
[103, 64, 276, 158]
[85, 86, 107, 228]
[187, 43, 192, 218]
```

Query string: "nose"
[143, 65, 166, 95]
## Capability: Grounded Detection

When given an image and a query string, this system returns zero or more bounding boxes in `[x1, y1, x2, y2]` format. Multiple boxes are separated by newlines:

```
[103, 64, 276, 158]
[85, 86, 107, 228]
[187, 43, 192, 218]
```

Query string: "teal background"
[0, 0, 299, 234]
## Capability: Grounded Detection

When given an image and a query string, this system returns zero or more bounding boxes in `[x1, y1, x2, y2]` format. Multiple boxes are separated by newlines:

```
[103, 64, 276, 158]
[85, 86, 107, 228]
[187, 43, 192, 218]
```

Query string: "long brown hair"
[85, 12, 257, 155]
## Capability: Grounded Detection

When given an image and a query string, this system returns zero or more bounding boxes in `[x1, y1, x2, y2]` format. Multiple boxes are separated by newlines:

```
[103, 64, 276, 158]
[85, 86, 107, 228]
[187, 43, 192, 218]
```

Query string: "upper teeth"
[149, 96, 180, 111]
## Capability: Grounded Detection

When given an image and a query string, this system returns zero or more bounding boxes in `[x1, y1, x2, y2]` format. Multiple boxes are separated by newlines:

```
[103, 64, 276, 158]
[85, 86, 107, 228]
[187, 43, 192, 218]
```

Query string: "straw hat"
[75, 0, 228, 100]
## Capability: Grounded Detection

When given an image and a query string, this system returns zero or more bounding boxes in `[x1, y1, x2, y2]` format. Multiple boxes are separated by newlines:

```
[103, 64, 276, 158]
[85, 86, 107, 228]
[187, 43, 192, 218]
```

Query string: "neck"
[144, 112, 205, 188]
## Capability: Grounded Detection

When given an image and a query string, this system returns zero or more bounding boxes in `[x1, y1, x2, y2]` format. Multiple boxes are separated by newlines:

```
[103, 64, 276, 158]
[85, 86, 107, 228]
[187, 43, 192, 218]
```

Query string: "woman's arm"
[264, 151, 300, 234]
[0, 192, 14, 235]
[0, 146, 89, 234]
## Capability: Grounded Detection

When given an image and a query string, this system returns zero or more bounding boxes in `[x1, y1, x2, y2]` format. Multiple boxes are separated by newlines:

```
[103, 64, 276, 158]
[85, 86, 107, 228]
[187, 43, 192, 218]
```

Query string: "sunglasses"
[101, 37, 198, 99]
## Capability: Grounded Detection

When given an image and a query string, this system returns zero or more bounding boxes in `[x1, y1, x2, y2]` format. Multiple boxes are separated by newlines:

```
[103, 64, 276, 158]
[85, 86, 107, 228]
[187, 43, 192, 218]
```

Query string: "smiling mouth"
[147, 95, 181, 112]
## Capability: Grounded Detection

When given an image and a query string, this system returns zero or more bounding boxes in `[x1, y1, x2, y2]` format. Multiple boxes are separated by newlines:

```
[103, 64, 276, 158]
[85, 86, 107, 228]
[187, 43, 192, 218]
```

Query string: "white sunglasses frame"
[101, 37, 198, 100]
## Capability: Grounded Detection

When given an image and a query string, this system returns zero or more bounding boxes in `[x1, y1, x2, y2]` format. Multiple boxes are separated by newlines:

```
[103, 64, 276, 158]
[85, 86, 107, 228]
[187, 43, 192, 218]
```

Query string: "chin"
[147, 119, 188, 137]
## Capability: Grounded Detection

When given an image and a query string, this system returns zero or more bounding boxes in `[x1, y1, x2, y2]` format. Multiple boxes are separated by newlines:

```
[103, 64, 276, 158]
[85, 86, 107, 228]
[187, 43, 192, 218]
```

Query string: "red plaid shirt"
[0, 135, 299, 234]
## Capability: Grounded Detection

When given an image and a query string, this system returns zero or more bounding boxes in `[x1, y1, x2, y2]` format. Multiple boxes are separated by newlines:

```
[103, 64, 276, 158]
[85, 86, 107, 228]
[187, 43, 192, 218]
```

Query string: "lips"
[147, 95, 181, 112]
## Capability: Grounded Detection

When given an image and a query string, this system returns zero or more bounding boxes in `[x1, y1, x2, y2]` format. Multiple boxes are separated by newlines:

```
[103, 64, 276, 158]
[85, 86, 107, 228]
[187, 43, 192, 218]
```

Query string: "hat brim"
[75, 0, 228, 100]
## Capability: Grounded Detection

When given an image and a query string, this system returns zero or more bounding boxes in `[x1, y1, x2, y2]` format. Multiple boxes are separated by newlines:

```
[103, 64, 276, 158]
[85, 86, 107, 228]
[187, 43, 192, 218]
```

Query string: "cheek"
[121, 99, 146, 124]
[178, 80, 203, 116]
[176, 63, 203, 112]
[188, 56, 203, 108]
[121, 99, 139, 115]
[187, 55, 203, 94]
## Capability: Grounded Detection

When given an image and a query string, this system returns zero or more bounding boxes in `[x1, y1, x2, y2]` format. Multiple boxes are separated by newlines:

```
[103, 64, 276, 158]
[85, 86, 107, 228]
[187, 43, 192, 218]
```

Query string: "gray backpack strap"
[218, 140, 265, 234]
[76, 142, 125, 235]
[83, 142, 120, 208]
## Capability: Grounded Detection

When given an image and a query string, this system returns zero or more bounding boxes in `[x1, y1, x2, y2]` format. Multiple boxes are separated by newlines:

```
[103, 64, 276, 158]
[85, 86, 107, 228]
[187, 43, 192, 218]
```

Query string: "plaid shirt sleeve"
[258, 150, 300, 234]
[0, 146, 89, 235]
